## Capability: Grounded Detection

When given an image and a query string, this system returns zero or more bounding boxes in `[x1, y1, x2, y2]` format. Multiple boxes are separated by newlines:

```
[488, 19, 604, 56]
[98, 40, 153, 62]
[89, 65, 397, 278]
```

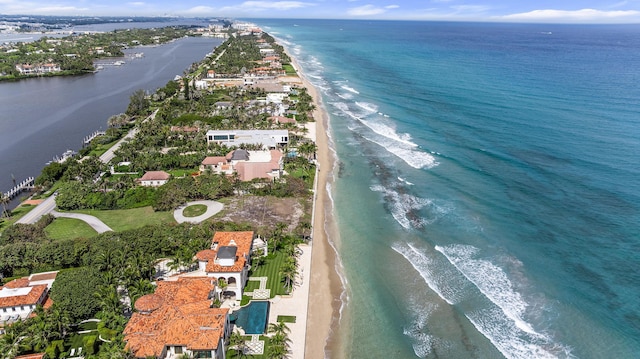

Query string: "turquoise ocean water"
[252, 20, 640, 358]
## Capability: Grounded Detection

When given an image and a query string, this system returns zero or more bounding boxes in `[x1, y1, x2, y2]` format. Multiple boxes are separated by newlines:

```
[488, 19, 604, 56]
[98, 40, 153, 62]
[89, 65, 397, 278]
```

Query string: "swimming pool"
[232, 301, 270, 334]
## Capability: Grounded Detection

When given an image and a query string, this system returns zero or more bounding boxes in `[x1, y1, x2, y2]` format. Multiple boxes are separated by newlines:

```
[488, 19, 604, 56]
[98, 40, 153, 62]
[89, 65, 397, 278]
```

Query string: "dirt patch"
[216, 195, 311, 235]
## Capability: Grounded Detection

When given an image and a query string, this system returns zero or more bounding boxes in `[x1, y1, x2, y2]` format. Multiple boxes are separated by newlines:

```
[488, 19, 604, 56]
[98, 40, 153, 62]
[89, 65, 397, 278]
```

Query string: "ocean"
[251, 20, 640, 358]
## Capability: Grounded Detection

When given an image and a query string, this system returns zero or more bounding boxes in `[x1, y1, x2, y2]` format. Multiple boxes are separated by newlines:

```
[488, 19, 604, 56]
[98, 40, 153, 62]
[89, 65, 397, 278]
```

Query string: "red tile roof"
[124, 277, 228, 358]
[201, 156, 228, 166]
[29, 272, 58, 281]
[15, 354, 46, 359]
[140, 171, 170, 181]
[0, 284, 48, 308]
[203, 231, 254, 273]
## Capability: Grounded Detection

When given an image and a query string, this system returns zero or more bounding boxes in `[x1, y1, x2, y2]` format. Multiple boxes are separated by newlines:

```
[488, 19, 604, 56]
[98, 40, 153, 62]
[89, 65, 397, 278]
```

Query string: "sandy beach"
[293, 61, 344, 358]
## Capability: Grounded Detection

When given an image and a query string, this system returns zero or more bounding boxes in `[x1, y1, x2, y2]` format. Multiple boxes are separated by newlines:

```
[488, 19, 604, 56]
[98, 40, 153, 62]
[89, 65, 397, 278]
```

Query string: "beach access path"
[267, 242, 313, 359]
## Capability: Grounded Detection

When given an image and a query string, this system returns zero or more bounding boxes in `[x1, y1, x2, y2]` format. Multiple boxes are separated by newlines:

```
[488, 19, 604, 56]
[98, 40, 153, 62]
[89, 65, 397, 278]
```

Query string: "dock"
[3, 177, 35, 200]
[83, 130, 106, 146]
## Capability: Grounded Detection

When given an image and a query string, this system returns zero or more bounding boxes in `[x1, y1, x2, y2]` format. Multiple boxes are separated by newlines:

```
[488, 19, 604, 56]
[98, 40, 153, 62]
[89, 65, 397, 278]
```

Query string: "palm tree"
[266, 333, 290, 359]
[0, 192, 10, 218]
[128, 279, 154, 308]
[268, 321, 290, 337]
[228, 331, 246, 359]
[279, 262, 297, 294]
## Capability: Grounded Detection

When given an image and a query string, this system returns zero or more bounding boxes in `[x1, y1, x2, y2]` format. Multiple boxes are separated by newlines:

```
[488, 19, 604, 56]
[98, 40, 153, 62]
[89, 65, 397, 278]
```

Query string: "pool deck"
[267, 242, 312, 359]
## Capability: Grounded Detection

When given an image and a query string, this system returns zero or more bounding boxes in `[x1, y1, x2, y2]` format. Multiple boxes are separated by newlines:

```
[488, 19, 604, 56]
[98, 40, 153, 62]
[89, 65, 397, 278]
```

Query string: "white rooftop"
[0, 287, 32, 298]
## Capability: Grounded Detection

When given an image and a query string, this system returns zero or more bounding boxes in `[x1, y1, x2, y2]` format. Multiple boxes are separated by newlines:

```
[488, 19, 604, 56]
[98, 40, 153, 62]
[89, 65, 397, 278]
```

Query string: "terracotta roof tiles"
[124, 277, 229, 358]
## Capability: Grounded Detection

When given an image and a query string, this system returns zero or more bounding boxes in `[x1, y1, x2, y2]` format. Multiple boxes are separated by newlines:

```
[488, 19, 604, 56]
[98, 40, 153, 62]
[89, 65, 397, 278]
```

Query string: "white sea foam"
[336, 92, 353, 100]
[355, 101, 378, 114]
[363, 133, 438, 169]
[392, 242, 468, 305]
[331, 101, 438, 169]
[370, 185, 434, 229]
[436, 244, 537, 334]
[402, 296, 437, 358]
[435, 244, 573, 359]
[341, 85, 360, 94]
[398, 177, 414, 186]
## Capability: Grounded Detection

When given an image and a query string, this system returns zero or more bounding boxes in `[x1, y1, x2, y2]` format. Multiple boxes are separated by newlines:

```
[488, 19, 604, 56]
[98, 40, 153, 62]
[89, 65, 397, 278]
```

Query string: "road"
[15, 194, 57, 224]
[99, 109, 157, 164]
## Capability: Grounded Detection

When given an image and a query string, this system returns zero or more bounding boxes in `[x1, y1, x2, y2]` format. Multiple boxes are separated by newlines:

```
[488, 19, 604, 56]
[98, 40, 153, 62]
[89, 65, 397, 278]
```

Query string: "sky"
[1, 0, 640, 23]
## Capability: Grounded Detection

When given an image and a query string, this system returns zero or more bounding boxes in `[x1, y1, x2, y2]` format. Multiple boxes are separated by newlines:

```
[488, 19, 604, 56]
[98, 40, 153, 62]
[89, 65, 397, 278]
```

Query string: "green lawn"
[73, 206, 175, 231]
[283, 64, 297, 76]
[276, 315, 296, 323]
[45, 218, 98, 240]
[0, 205, 36, 233]
[168, 168, 198, 177]
[249, 251, 289, 296]
[87, 139, 119, 157]
[183, 204, 207, 217]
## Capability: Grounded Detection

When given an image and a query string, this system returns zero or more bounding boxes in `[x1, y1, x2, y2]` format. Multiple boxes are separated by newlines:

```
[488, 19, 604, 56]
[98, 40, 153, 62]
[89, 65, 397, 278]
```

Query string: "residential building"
[139, 171, 171, 187]
[196, 231, 254, 299]
[205, 130, 288, 149]
[200, 149, 284, 182]
[124, 277, 230, 359]
[0, 271, 57, 334]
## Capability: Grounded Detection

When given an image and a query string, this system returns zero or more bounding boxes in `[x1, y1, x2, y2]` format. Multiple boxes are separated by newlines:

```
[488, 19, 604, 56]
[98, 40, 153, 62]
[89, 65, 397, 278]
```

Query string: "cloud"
[179, 6, 216, 15]
[347, 4, 393, 16]
[127, 2, 146, 6]
[239, 1, 316, 10]
[500, 8, 640, 22]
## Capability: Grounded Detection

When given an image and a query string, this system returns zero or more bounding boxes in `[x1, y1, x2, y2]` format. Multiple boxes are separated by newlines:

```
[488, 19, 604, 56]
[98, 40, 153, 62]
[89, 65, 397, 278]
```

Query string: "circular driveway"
[173, 200, 224, 224]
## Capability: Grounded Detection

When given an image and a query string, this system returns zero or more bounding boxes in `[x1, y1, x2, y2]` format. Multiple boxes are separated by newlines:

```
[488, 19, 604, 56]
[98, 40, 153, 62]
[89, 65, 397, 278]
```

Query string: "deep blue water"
[252, 20, 640, 358]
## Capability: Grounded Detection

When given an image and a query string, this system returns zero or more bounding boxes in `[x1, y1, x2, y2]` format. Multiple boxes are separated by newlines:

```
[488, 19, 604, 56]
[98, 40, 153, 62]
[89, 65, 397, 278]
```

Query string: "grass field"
[283, 64, 297, 76]
[0, 205, 35, 233]
[74, 206, 175, 231]
[183, 204, 207, 217]
[45, 218, 98, 240]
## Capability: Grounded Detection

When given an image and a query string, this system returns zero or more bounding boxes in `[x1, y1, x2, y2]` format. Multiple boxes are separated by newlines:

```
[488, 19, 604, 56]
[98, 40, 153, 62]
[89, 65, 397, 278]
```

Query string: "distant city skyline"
[0, 0, 639, 23]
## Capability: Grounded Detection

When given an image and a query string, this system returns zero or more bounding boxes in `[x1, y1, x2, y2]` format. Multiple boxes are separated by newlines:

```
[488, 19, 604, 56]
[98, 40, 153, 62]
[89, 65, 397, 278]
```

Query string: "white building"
[206, 130, 288, 149]
[196, 231, 254, 300]
[139, 171, 171, 187]
[0, 271, 57, 334]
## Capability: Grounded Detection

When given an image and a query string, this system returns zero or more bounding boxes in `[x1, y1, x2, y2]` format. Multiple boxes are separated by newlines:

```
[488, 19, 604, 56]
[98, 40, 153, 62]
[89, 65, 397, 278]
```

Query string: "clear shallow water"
[252, 20, 640, 358]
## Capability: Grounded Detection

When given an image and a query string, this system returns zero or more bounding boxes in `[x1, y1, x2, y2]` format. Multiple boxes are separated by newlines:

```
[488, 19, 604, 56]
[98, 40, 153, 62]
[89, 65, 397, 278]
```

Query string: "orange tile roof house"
[196, 231, 254, 300]
[0, 271, 57, 334]
[124, 277, 231, 359]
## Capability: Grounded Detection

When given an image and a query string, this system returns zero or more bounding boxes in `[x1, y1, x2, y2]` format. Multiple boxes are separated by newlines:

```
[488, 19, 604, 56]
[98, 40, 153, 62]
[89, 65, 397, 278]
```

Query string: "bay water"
[254, 19, 640, 358]
[0, 34, 223, 199]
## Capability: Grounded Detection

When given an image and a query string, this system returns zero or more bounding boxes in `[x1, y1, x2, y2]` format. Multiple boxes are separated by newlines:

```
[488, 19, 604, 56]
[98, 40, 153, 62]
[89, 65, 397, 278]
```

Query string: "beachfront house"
[200, 149, 283, 182]
[0, 271, 57, 334]
[196, 231, 254, 300]
[205, 130, 288, 149]
[124, 277, 230, 359]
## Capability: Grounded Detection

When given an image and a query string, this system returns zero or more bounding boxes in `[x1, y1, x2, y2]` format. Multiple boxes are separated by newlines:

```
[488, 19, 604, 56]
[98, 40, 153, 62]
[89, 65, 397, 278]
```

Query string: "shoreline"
[294, 60, 345, 358]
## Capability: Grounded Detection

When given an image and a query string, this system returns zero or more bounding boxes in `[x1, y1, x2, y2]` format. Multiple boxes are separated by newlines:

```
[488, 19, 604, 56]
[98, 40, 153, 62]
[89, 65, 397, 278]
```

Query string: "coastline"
[293, 59, 344, 358]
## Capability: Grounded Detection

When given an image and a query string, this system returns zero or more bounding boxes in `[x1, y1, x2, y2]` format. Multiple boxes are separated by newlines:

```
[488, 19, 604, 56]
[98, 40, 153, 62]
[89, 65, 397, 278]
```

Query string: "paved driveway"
[51, 210, 113, 233]
[173, 200, 224, 224]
